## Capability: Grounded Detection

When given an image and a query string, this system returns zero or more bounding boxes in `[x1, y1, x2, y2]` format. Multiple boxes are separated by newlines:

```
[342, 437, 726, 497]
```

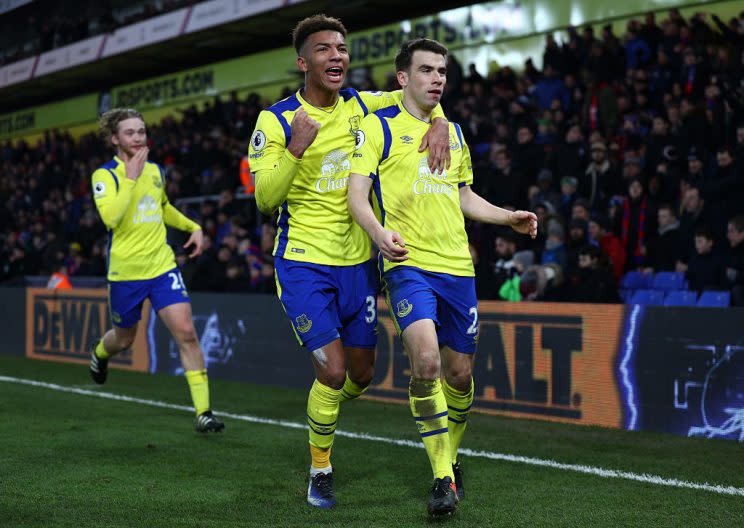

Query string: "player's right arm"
[348, 115, 408, 262]
[250, 108, 320, 214]
[91, 147, 147, 229]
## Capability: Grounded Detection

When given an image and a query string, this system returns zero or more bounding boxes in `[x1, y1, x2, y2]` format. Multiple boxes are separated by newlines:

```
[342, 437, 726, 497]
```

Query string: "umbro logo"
[400, 136, 413, 144]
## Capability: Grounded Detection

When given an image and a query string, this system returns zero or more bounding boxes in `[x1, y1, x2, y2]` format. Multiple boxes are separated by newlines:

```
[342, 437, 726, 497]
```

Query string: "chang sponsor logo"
[413, 157, 452, 196]
[133, 195, 161, 224]
[316, 149, 351, 193]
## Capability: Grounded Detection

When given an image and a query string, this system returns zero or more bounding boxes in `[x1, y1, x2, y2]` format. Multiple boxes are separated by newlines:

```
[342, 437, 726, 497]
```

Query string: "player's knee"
[174, 323, 198, 346]
[114, 331, 135, 350]
[351, 366, 374, 388]
[444, 364, 472, 392]
[322, 367, 347, 390]
[412, 349, 441, 380]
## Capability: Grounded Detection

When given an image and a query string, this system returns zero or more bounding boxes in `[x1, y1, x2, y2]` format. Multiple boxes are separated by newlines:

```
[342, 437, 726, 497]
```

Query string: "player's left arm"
[456, 141, 537, 238]
[359, 90, 450, 173]
[162, 202, 204, 257]
[160, 178, 204, 257]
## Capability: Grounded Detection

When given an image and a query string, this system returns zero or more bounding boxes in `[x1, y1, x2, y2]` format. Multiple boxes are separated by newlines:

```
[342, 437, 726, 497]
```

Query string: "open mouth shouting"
[325, 66, 345, 84]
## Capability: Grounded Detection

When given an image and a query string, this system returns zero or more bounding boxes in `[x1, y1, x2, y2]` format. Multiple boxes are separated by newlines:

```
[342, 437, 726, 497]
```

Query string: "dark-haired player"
[348, 39, 536, 516]
[248, 14, 450, 508]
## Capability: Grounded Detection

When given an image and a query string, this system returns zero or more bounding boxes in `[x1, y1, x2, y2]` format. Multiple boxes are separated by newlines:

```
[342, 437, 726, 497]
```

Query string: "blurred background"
[1, 0, 744, 309]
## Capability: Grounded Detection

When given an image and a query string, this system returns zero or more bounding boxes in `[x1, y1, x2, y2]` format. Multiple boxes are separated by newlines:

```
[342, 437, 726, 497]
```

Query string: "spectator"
[724, 215, 744, 305]
[476, 232, 517, 300]
[621, 178, 652, 270]
[678, 185, 723, 265]
[686, 226, 726, 292]
[559, 176, 579, 220]
[552, 124, 586, 179]
[567, 245, 621, 303]
[588, 216, 626, 283]
[580, 141, 617, 211]
[529, 169, 560, 213]
[541, 221, 567, 269]
[646, 204, 683, 272]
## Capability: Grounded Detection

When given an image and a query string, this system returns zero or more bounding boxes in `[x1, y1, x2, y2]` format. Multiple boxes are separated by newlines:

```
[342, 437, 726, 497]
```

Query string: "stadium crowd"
[0, 0, 196, 66]
[2, 8, 744, 305]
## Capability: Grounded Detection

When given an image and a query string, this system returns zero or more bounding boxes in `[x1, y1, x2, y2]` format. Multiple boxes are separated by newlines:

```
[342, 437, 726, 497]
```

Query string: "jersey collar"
[297, 89, 340, 114]
[398, 100, 433, 124]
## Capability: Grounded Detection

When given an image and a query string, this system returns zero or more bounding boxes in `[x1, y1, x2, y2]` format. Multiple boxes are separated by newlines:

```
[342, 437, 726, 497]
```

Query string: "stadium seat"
[629, 289, 664, 305]
[697, 291, 731, 308]
[620, 271, 651, 290]
[663, 290, 698, 307]
[619, 289, 632, 302]
[652, 272, 686, 291]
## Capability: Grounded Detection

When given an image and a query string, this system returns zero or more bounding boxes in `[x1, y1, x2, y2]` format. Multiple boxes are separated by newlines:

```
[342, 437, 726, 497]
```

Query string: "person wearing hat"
[559, 176, 578, 220]
[541, 220, 567, 269]
[622, 155, 643, 184]
[530, 168, 561, 213]
[580, 141, 617, 212]
[686, 146, 706, 186]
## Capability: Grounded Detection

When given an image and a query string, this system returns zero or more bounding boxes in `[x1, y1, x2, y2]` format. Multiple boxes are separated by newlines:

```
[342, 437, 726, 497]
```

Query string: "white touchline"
[2, 374, 744, 498]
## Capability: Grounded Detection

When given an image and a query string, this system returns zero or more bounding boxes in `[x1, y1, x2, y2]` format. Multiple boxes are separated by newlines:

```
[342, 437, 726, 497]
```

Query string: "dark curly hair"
[292, 14, 347, 54]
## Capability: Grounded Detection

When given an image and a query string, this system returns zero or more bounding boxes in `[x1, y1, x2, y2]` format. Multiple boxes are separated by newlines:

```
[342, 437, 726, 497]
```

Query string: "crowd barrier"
[3, 287, 742, 441]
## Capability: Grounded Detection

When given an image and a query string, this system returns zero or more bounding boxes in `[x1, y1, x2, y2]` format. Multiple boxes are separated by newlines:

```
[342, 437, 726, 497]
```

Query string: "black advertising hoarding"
[622, 305, 744, 441]
[4, 287, 744, 442]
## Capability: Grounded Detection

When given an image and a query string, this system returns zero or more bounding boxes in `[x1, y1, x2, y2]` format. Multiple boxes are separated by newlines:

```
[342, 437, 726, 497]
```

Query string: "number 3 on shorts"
[466, 306, 478, 334]
[364, 295, 376, 323]
[169, 271, 186, 290]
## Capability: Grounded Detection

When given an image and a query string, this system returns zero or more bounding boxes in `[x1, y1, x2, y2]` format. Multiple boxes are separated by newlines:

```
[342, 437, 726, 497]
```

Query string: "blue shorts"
[383, 266, 479, 354]
[274, 257, 379, 351]
[108, 268, 189, 328]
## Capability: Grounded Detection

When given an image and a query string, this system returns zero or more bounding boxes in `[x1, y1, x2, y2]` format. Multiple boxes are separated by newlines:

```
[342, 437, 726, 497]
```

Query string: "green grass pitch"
[1, 356, 743, 527]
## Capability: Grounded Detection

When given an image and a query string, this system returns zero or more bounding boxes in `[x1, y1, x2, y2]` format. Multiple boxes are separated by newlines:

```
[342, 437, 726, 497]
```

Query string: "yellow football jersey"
[249, 88, 442, 267]
[350, 102, 474, 277]
[91, 156, 200, 281]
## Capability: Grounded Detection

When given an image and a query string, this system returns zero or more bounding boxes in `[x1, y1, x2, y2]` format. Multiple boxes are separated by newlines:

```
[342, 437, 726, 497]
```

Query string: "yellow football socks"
[184, 369, 210, 416]
[409, 377, 453, 480]
[442, 377, 474, 464]
[339, 373, 368, 403]
[94, 339, 110, 360]
[307, 379, 341, 466]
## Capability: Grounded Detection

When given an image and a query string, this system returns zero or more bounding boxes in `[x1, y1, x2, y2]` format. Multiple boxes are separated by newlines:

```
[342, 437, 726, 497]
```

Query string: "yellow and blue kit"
[350, 102, 479, 353]
[250, 88, 444, 350]
[91, 156, 200, 327]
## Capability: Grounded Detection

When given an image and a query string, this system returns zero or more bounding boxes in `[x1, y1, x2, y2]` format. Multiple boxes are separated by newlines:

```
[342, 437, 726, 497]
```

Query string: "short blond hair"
[99, 108, 144, 143]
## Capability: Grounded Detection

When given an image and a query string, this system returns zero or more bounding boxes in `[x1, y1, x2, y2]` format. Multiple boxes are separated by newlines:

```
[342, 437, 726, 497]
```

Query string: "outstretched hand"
[508, 210, 538, 239]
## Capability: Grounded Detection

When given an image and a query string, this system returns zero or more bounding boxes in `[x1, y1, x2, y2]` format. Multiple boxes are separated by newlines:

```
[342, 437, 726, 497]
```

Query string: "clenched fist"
[287, 108, 320, 159]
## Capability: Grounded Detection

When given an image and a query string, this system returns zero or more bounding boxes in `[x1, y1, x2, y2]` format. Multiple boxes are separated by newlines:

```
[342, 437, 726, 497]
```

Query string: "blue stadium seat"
[629, 289, 664, 305]
[663, 290, 698, 307]
[620, 271, 651, 290]
[619, 289, 633, 302]
[652, 271, 686, 291]
[697, 291, 731, 308]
